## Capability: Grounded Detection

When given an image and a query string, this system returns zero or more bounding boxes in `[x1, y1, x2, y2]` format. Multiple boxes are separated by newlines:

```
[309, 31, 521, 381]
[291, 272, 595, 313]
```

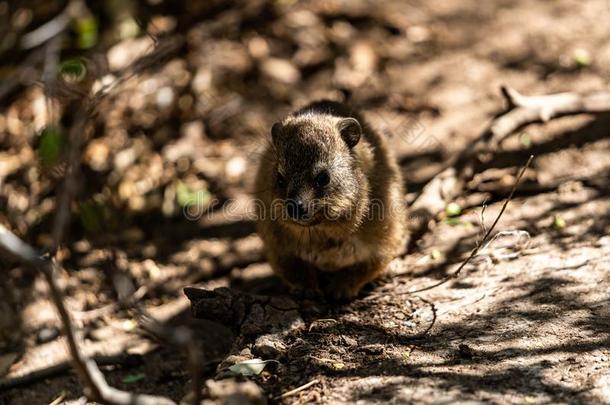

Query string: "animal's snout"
[286, 198, 307, 220]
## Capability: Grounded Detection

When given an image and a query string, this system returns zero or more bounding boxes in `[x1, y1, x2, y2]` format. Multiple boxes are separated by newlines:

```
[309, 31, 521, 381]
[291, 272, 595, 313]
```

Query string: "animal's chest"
[297, 235, 371, 271]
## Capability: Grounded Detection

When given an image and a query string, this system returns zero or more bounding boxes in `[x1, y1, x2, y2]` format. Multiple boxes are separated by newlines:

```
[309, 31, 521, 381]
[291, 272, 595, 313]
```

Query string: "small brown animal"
[255, 100, 407, 300]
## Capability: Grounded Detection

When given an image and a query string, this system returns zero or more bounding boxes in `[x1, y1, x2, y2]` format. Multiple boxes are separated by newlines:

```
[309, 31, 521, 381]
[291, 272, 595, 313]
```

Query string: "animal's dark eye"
[314, 170, 330, 188]
[276, 172, 285, 188]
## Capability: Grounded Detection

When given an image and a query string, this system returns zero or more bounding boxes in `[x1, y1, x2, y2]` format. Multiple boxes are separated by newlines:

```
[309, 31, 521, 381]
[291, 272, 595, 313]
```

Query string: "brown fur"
[254, 101, 407, 300]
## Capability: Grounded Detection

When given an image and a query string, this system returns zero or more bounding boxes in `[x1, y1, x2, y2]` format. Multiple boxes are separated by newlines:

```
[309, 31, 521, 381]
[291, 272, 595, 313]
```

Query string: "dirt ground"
[1, 0, 609, 404]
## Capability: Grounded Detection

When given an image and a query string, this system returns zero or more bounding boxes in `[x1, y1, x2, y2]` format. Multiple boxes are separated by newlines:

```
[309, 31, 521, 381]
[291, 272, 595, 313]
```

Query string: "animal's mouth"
[281, 199, 324, 226]
[285, 208, 323, 227]
[288, 214, 322, 227]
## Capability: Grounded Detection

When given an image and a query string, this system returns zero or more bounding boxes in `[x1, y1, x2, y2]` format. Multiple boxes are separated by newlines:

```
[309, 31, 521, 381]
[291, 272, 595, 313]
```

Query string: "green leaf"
[519, 133, 532, 148]
[74, 16, 98, 49]
[573, 48, 592, 67]
[176, 182, 210, 208]
[444, 217, 461, 226]
[79, 201, 103, 232]
[122, 373, 146, 384]
[553, 215, 566, 230]
[445, 202, 462, 217]
[38, 127, 64, 168]
[59, 58, 87, 83]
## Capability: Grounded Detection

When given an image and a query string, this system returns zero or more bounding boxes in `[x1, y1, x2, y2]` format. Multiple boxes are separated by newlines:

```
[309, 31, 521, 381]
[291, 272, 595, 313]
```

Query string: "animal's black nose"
[286, 198, 306, 220]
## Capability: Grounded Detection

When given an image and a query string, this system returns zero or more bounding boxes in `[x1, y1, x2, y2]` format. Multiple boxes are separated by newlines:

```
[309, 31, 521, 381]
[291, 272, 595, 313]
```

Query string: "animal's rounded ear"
[338, 117, 361, 148]
[271, 122, 282, 144]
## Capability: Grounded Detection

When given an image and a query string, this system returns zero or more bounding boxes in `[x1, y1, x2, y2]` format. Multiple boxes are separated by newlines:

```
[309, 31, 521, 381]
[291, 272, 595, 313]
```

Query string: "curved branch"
[0, 225, 176, 405]
[408, 85, 610, 242]
[491, 85, 610, 147]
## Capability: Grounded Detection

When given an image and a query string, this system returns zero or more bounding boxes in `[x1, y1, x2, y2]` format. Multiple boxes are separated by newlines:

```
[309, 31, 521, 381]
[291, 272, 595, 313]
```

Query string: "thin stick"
[408, 85, 610, 244]
[48, 391, 66, 405]
[1, 15, 193, 405]
[20, 0, 87, 49]
[0, 354, 142, 390]
[0, 226, 176, 404]
[408, 154, 534, 294]
[491, 86, 610, 147]
[277, 379, 320, 400]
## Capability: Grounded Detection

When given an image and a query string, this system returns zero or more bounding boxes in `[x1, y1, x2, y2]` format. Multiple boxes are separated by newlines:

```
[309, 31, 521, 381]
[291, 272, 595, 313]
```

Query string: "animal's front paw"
[322, 280, 362, 303]
[330, 285, 360, 302]
[289, 286, 323, 300]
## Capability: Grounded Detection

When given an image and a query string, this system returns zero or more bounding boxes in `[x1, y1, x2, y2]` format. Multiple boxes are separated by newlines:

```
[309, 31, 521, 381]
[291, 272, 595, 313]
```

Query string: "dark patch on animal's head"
[269, 114, 365, 226]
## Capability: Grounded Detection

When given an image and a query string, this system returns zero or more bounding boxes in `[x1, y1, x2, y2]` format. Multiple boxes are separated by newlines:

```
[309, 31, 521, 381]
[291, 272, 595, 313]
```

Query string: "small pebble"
[37, 327, 59, 344]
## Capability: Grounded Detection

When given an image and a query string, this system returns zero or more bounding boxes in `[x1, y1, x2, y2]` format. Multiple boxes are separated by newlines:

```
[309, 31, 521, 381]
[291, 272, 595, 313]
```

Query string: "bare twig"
[20, 0, 88, 50]
[491, 85, 610, 147]
[50, 108, 91, 254]
[478, 200, 488, 239]
[276, 379, 320, 400]
[35, 24, 92, 256]
[45, 36, 181, 254]
[0, 1, 88, 104]
[0, 225, 176, 404]
[31, 20, 191, 404]
[0, 353, 142, 390]
[408, 155, 533, 294]
[1, 11, 192, 403]
[90, 35, 184, 105]
[48, 391, 66, 405]
[408, 85, 610, 244]
[43, 40, 185, 247]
